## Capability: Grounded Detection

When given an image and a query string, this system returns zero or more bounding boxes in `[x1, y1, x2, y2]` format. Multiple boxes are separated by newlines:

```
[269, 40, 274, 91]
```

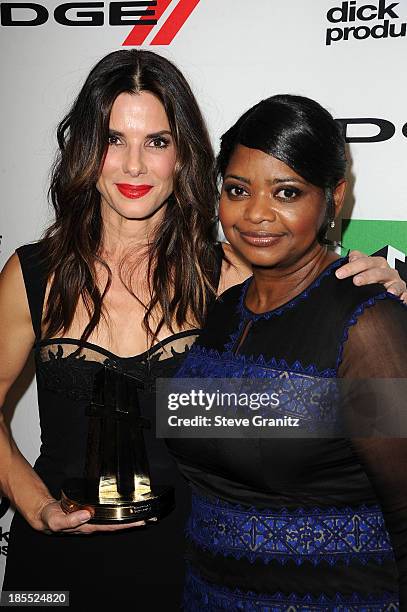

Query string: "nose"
[122, 144, 147, 177]
[243, 192, 277, 224]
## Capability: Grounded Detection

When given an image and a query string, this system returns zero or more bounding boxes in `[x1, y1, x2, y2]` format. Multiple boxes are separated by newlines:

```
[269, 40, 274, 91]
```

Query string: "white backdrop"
[1, 0, 406, 589]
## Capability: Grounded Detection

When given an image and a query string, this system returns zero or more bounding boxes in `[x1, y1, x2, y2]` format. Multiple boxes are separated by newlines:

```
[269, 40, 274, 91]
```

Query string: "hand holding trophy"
[61, 365, 174, 523]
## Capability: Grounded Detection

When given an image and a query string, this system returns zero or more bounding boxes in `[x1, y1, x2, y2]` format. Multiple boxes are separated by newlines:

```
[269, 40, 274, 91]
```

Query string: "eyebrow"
[224, 174, 307, 185]
[270, 176, 307, 185]
[108, 129, 173, 139]
[224, 174, 251, 184]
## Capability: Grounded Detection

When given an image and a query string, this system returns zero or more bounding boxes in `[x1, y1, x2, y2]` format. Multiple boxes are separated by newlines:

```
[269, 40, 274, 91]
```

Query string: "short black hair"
[217, 94, 347, 241]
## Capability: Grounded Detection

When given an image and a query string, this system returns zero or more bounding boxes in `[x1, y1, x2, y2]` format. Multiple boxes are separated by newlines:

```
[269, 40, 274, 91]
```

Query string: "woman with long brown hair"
[0, 50, 404, 610]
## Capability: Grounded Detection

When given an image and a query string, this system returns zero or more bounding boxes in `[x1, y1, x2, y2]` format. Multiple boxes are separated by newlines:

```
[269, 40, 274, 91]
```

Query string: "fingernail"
[354, 277, 362, 285]
[78, 512, 90, 522]
[335, 269, 344, 279]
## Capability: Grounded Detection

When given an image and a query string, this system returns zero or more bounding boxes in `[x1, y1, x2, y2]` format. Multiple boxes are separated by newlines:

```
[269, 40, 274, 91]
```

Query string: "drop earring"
[330, 220, 335, 229]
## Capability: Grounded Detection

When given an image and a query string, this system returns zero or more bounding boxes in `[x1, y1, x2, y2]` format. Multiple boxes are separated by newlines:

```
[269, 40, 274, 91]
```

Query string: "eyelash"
[148, 136, 170, 149]
[224, 184, 301, 201]
[107, 135, 171, 148]
[275, 187, 301, 201]
[108, 134, 121, 146]
[224, 185, 249, 198]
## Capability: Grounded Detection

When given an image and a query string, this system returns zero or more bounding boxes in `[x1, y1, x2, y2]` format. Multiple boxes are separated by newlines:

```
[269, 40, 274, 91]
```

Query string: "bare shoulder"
[217, 242, 252, 296]
[0, 252, 32, 332]
[0, 253, 36, 400]
[1, 252, 27, 294]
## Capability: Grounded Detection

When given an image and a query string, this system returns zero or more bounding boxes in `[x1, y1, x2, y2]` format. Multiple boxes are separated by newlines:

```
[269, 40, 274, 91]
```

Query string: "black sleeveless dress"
[166, 257, 407, 611]
[3, 242, 216, 611]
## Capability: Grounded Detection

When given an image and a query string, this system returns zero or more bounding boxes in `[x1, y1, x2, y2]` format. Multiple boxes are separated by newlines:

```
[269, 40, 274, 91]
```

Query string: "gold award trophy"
[61, 365, 174, 523]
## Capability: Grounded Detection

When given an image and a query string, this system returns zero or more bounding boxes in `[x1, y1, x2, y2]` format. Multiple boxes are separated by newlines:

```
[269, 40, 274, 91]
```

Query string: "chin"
[113, 199, 167, 221]
[250, 259, 281, 269]
[234, 248, 284, 268]
[123, 209, 163, 221]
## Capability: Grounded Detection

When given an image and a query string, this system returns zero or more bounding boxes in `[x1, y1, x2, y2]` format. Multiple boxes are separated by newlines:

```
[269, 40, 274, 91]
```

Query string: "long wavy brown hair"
[40, 49, 220, 342]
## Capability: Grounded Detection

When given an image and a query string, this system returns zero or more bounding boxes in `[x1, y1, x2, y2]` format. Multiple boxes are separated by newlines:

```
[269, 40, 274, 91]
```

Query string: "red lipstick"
[116, 183, 153, 199]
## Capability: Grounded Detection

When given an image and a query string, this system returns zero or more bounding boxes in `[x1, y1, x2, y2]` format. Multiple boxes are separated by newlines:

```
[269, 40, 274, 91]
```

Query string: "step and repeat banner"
[0, 0, 406, 589]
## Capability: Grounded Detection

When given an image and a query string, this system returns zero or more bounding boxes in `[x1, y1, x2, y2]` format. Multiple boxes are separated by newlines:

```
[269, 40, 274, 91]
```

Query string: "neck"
[247, 244, 339, 313]
[100, 202, 166, 262]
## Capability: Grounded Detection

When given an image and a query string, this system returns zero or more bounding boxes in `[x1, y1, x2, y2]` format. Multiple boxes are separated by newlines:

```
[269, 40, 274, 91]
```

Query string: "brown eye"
[147, 137, 170, 148]
[224, 185, 249, 198]
[276, 187, 300, 201]
[108, 134, 121, 146]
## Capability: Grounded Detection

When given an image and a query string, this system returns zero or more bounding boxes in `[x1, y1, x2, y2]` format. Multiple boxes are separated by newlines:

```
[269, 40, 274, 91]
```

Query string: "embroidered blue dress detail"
[166, 257, 407, 609]
[187, 493, 393, 566]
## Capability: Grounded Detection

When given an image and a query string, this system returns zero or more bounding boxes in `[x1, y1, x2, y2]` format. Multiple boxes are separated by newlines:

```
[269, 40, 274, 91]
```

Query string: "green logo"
[341, 219, 407, 257]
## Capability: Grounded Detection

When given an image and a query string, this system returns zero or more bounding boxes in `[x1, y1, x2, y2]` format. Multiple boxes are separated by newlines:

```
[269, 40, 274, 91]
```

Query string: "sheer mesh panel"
[38, 333, 200, 364]
[339, 298, 407, 606]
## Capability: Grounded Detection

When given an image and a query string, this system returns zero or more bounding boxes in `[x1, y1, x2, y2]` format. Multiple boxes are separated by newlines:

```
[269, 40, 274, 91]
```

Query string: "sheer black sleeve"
[338, 296, 407, 608]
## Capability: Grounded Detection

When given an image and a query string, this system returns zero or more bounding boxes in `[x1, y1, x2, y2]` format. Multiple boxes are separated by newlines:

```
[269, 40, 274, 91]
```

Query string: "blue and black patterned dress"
[167, 257, 407, 611]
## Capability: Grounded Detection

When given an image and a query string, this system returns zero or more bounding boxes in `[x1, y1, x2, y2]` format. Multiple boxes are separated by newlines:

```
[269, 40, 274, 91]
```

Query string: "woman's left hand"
[335, 250, 407, 303]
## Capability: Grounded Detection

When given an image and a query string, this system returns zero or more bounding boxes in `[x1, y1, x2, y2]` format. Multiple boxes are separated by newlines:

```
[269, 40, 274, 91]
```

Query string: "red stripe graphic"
[122, 0, 171, 47]
[150, 0, 200, 45]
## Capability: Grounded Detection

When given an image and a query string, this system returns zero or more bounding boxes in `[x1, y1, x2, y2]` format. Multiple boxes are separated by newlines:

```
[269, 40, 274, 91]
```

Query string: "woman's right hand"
[39, 499, 153, 534]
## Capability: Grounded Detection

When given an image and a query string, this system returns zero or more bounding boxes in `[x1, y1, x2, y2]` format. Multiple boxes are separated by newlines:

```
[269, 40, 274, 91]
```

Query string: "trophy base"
[61, 479, 175, 524]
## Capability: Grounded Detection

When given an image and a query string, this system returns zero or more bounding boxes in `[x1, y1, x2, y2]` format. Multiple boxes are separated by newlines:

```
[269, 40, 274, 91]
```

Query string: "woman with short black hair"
[170, 94, 407, 610]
